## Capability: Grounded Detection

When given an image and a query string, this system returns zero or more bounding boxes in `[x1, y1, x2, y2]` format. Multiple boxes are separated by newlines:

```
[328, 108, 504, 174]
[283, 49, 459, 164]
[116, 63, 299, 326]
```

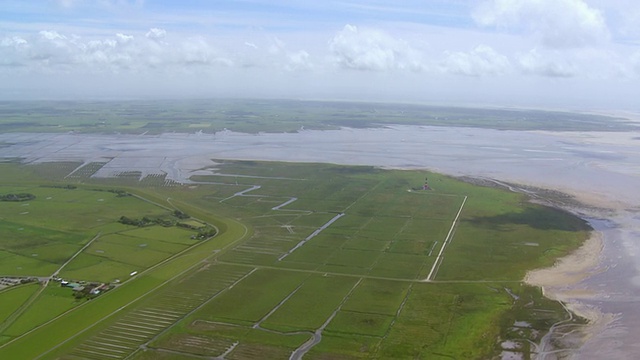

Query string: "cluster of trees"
[193, 227, 217, 240]
[177, 223, 216, 239]
[43, 184, 77, 189]
[107, 189, 130, 197]
[118, 216, 173, 227]
[118, 210, 215, 239]
[92, 188, 130, 197]
[173, 210, 190, 219]
[0, 193, 36, 202]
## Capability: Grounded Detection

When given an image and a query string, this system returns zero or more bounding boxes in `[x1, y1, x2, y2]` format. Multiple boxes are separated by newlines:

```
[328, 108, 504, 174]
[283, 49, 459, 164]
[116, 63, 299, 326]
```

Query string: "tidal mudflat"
[2, 125, 639, 358]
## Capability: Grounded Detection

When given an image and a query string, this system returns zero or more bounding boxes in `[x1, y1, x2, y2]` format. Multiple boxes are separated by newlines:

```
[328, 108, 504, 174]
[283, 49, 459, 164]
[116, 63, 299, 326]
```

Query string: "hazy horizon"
[1, 0, 640, 111]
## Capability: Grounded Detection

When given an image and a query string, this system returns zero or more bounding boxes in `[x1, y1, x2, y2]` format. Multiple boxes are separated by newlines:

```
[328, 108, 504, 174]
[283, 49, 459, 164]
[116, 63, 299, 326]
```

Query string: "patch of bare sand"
[525, 232, 602, 306]
[525, 231, 619, 355]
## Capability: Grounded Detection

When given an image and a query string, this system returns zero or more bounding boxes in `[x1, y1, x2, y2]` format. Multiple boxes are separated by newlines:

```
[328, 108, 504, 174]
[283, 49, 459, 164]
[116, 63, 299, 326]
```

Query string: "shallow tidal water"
[1, 126, 639, 358]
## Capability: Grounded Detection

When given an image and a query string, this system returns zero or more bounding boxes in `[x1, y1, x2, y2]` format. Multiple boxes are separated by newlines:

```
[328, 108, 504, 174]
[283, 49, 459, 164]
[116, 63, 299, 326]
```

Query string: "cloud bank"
[1, 0, 639, 109]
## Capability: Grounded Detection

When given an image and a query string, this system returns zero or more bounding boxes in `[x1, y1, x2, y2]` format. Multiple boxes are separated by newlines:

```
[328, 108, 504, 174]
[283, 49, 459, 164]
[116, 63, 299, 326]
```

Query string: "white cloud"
[285, 50, 312, 71]
[474, 0, 609, 49]
[115, 33, 134, 43]
[145, 28, 166, 40]
[0, 36, 29, 67]
[517, 49, 576, 77]
[179, 37, 232, 67]
[441, 45, 510, 76]
[0, 29, 235, 73]
[244, 41, 258, 49]
[39, 30, 66, 41]
[1, 36, 28, 47]
[328, 24, 423, 71]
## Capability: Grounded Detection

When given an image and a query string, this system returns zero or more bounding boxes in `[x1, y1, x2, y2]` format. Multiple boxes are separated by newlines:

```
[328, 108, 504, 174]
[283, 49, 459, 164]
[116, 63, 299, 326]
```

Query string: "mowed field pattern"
[0, 161, 589, 359]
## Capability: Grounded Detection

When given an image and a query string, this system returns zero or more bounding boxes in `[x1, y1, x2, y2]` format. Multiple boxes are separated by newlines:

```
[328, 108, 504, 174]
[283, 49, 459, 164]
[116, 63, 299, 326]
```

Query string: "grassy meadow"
[1, 99, 637, 134]
[0, 159, 590, 359]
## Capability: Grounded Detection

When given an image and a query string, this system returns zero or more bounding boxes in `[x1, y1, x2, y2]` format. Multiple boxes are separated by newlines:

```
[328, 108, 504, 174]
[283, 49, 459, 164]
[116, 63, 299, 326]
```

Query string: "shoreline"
[457, 175, 613, 358]
[506, 185, 617, 358]
[523, 226, 616, 359]
[2, 128, 635, 357]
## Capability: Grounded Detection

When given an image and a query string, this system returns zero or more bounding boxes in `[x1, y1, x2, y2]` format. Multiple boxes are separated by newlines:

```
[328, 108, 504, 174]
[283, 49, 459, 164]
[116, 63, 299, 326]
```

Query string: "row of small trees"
[117, 210, 216, 239]
[0, 193, 36, 202]
[118, 216, 173, 227]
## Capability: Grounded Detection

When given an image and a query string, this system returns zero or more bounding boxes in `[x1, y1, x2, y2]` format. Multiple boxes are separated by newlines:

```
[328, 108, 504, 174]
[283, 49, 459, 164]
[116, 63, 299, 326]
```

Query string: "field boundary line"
[424, 195, 467, 282]
[52, 232, 101, 278]
[28, 230, 249, 360]
[219, 185, 261, 203]
[0, 232, 102, 335]
[278, 212, 345, 261]
[129, 268, 259, 359]
[4, 198, 251, 358]
[290, 278, 363, 360]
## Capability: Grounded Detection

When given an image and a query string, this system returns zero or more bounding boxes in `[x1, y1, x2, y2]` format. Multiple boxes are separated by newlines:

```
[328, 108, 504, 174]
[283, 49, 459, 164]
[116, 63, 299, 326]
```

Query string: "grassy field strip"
[130, 193, 175, 212]
[51, 232, 101, 278]
[425, 195, 467, 281]
[119, 268, 259, 359]
[28, 250, 233, 359]
[0, 284, 48, 336]
[290, 278, 363, 360]
[342, 179, 383, 212]
[218, 261, 415, 283]
[253, 284, 304, 330]
[278, 213, 345, 261]
[0, 160, 593, 359]
[54, 265, 253, 360]
[200, 172, 308, 181]
[219, 185, 261, 203]
[0, 211, 250, 359]
[363, 217, 412, 276]
[0, 233, 102, 335]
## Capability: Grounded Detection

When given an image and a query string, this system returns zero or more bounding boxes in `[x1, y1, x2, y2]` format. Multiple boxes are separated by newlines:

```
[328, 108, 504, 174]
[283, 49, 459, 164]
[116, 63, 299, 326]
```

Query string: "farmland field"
[0, 99, 636, 134]
[0, 159, 590, 359]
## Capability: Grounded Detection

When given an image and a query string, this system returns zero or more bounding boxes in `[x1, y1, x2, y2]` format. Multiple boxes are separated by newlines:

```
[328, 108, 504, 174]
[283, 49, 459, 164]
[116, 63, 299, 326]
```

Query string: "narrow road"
[278, 212, 345, 261]
[425, 196, 467, 281]
[52, 233, 102, 279]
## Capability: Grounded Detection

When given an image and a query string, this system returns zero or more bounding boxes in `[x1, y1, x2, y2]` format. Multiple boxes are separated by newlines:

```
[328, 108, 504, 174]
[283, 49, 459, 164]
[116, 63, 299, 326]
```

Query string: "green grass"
[0, 284, 40, 325]
[58, 253, 136, 282]
[1, 99, 636, 134]
[341, 279, 411, 316]
[326, 311, 395, 337]
[194, 269, 309, 325]
[306, 333, 381, 359]
[0, 250, 59, 276]
[3, 285, 82, 337]
[0, 160, 591, 360]
[261, 274, 359, 332]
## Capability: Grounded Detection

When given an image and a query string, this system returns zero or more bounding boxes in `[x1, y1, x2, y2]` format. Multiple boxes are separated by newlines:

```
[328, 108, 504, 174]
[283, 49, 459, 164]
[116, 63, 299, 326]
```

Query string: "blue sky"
[1, 0, 639, 110]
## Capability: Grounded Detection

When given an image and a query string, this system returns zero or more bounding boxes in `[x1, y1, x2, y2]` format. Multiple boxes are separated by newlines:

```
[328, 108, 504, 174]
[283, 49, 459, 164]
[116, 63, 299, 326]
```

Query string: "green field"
[0, 99, 637, 134]
[0, 159, 590, 359]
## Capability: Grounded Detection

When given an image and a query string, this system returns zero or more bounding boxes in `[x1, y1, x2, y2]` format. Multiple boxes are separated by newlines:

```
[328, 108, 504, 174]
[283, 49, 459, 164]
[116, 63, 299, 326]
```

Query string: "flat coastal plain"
[1, 101, 639, 358]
